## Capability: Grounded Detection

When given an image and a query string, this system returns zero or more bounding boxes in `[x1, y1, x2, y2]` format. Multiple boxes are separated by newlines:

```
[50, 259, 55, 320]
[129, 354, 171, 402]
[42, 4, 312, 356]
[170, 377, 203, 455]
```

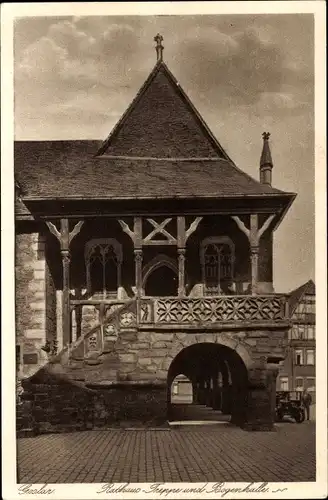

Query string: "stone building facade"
[15, 36, 296, 434]
[277, 280, 316, 402]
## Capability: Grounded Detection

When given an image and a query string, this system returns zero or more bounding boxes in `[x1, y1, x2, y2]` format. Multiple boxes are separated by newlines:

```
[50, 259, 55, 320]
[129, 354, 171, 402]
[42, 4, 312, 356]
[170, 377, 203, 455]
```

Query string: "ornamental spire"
[260, 132, 273, 168]
[154, 33, 164, 62]
[260, 132, 273, 185]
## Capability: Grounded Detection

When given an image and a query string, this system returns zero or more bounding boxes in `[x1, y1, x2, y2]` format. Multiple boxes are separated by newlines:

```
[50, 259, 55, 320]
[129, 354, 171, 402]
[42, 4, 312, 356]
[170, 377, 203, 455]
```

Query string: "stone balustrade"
[139, 295, 288, 326]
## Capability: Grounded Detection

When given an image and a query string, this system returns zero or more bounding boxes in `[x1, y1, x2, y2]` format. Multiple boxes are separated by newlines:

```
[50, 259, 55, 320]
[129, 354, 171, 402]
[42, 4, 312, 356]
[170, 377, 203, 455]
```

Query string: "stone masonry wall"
[16, 231, 48, 377]
[17, 381, 167, 436]
[70, 328, 288, 386]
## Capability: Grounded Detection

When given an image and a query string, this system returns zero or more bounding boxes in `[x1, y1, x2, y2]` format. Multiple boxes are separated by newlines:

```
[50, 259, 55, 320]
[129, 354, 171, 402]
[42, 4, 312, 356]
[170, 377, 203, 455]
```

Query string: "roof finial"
[260, 131, 273, 185]
[261, 132, 273, 166]
[154, 33, 164, 62]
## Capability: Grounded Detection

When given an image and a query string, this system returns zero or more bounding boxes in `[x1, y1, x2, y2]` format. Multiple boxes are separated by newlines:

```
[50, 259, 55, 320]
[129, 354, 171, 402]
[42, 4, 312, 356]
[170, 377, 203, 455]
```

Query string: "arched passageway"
[167, 343, 248, 425]
[171, 374, 193, 404]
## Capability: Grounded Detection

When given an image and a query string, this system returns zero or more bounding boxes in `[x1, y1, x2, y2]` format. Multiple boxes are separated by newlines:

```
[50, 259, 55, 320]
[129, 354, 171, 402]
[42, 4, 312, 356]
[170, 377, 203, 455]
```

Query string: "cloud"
[175, 25, 312, 116]
[17, 36, 68, 82]
[14, 15, 313, 139]
[48, 20, 97, 56]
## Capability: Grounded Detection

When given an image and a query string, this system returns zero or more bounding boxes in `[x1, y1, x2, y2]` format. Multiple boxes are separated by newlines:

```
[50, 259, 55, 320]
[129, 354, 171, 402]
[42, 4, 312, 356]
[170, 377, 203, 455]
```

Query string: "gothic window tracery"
[85, 239, 122, 298]
[200, 237, 235, 295]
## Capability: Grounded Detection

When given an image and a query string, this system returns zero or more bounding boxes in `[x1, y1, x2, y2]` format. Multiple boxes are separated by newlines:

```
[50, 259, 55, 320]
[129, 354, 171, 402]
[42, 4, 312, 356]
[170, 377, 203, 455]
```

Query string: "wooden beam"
[142, 240, 177, 246]
[250, 214, 259, 248]
[185, 216, 203, 241]
[46, 221, 60, 241]
[177, 216, 186, 248]
[134, 217, 142, 248]
[178, 248, 186, 297]
[60, 218, 69, 250]
[134, 249, 143, 297]
[118, 219, 136, 243]
[45, 218, 84, 348]
[231, 216, 250, 239]
[143, 218, 176, 243]
[69, 220, 84, 244]
[232, 214, 275, 245]
[232, 214, 276, 296]
[258, 214, 275, 239]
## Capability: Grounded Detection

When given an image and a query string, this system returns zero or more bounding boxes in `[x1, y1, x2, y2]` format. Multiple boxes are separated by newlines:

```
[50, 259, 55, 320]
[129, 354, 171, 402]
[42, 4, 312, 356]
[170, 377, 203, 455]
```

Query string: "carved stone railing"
[139, 295, 288, 326]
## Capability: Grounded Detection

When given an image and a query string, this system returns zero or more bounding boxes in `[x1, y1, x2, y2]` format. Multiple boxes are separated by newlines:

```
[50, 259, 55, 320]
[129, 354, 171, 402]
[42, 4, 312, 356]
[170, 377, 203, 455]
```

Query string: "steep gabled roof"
[288, 279, 315, 315]
[96, 61, 232, 160]
[14, 54, 296, 210]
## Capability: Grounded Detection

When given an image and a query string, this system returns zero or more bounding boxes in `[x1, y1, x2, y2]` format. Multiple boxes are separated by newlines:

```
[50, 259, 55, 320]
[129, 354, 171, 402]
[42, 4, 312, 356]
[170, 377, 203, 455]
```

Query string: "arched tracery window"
[200, 237, 235, 295]
[85, 239, 122, 298]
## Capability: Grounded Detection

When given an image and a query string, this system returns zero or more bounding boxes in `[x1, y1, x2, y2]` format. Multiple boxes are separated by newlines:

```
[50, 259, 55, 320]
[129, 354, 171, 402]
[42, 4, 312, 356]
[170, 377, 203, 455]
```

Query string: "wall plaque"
[23, 353, 38, 365]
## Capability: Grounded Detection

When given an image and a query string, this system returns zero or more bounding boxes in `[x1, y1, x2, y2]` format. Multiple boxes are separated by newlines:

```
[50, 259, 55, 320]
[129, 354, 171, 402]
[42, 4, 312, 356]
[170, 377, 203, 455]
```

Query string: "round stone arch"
[165, 335, 252, 425]
[165, 332, 254, 371]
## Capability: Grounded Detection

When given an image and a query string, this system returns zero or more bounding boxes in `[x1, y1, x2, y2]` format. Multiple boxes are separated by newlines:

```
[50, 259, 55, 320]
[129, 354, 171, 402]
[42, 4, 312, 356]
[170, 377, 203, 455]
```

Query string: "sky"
[13, 14, 315, 293]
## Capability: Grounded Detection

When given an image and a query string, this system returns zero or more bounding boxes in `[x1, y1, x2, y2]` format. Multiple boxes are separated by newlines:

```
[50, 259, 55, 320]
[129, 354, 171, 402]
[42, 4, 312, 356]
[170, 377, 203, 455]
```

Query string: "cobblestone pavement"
[17, 422, 315, 483]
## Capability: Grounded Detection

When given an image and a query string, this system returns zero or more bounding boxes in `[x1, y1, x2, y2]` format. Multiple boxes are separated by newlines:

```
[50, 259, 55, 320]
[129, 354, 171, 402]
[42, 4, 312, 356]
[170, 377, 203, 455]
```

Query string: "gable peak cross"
[262, 131, 270, 141]
[154, 33, 164, 62]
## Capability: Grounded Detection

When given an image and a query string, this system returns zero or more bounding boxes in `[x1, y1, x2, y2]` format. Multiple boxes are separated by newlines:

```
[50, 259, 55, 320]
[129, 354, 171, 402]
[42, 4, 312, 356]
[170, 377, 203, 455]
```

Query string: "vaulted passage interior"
[167, 343, 248, 425]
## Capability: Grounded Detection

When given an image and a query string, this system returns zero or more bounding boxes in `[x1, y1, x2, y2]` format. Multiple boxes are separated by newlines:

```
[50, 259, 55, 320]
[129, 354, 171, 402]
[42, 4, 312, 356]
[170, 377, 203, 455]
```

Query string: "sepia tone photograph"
[2, 2, 327, 497]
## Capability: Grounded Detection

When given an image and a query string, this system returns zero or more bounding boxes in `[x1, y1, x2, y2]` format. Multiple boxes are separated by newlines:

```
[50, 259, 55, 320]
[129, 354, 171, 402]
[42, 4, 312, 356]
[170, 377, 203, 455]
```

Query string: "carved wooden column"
[133, 217, 143, 295]
[46, 219, 84, 348]
[250, 215, 260, 295]
[177, 249, 186, 297]
[231, 214, 275, 295]
[177, 215, 203, 297]
[134, 250, 143, 297]
[177, 215, 186, 297]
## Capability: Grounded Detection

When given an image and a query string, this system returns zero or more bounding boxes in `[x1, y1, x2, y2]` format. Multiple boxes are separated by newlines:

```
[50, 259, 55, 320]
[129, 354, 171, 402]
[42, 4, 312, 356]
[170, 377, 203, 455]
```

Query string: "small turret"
[260, 132, 273, 186]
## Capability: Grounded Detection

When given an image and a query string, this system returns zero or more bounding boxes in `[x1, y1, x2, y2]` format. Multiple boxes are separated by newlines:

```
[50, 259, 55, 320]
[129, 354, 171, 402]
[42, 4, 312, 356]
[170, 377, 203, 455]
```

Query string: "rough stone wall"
[16, 230, 48, 377]
[17, 381, 167, 436]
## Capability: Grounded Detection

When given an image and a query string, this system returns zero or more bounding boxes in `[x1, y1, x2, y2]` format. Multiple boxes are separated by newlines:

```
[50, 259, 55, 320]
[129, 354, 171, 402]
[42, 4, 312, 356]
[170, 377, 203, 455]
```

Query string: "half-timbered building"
[15, 35, 296, 433]
[277, 280, 316, 401]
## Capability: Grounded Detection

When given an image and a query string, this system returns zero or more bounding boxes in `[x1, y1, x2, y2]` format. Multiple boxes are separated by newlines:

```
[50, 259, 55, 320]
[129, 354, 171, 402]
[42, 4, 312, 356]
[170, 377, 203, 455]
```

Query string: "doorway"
[144, 260, 178, 297]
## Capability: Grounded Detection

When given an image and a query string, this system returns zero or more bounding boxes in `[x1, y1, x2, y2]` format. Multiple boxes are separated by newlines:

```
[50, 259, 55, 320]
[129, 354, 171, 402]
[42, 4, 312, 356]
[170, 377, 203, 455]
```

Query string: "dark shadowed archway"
[167, 343, 248, 425]
[144, 265, 178, 296]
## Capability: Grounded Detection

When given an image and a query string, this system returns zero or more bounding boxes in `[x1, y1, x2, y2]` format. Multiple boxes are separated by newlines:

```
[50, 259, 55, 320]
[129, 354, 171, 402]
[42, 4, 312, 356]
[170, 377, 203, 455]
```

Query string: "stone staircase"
[49, 299, 138, 386]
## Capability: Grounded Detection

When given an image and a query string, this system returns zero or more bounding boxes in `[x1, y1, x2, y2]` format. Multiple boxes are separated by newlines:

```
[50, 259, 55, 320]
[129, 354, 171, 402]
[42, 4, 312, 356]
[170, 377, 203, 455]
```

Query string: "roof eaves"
[272, 192, 297, 231]
[21, 192, 296, 202]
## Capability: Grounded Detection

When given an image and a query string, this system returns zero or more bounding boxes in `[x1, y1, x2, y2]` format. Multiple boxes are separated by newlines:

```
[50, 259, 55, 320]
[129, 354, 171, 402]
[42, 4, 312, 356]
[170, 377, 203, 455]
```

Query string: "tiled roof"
[97, 62, 228, 159]
[14, 140, 289, 200]
[288, 279, 315, 315]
